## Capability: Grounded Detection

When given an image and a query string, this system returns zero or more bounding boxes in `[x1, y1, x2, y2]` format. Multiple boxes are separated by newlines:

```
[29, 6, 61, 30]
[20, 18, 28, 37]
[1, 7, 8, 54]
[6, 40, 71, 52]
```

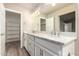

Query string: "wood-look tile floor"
[6, 41, 30, 56]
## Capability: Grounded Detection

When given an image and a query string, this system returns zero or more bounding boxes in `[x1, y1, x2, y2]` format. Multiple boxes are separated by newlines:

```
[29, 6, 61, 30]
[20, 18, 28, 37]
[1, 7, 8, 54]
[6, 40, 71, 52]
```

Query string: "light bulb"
[51, 3, 56, 6]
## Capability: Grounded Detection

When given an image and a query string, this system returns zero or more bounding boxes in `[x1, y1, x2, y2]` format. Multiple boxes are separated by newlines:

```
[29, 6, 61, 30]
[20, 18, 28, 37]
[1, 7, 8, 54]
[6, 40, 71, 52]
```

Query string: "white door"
[0, 4, 5, 56]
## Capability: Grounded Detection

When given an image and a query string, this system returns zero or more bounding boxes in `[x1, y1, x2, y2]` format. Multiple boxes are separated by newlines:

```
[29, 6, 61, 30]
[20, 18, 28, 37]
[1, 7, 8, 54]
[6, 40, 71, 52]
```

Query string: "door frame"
[5, 8, 23, 48]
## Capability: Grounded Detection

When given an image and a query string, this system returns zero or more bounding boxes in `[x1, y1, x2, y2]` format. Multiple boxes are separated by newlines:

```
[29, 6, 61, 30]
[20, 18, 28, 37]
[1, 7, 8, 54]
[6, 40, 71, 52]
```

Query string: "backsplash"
[60, 32, 76, 37]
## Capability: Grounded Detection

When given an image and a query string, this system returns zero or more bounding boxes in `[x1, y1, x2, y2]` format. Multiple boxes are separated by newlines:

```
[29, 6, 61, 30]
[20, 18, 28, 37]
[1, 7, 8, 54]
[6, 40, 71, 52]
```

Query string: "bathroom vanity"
[23, 6, 76, 56]
[24, 32, 76, 56]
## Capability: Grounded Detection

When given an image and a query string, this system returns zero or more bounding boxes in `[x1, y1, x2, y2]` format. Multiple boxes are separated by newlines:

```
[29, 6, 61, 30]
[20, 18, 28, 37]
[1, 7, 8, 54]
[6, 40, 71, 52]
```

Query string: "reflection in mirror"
[60, 12, 75, 32]
[40, 18, 46, 31]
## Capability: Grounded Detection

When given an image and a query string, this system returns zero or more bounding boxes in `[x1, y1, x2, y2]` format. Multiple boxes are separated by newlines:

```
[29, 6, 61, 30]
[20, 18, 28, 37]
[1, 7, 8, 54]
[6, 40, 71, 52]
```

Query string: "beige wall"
[75, 4, 79, 56]
[23, 11, 33, 32]
[47, 4, 76, 32]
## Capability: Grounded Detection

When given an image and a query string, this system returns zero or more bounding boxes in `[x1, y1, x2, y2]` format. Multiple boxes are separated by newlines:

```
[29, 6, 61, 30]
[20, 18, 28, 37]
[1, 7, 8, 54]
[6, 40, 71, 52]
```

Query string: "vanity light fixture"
[34, 10, 40, 15]
[37, 11, 40, 15]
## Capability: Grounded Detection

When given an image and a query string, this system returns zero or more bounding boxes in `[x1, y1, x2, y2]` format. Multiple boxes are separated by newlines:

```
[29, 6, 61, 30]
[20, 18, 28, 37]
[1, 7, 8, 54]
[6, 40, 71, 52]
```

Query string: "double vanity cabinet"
[24, 32, 76, 56]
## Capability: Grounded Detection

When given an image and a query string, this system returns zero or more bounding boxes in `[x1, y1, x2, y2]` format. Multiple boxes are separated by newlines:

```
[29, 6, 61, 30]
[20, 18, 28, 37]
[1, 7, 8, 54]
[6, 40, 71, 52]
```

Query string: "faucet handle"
[51, 32, 54, 35]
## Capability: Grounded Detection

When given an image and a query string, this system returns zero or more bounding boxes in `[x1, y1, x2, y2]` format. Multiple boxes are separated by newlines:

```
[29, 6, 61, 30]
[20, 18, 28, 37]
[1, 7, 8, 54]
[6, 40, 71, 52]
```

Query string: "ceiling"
[4, 3, 75, 15]
[39, 3, 74, 15]
[16, 3, 43, 12]
[16, 3, 74, 15]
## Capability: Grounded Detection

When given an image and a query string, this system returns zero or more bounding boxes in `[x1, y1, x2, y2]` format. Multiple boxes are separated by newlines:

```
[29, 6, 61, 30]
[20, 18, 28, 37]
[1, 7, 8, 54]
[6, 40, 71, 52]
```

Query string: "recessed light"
[45, 3, 56, 6]
[51, 3, 56, 6]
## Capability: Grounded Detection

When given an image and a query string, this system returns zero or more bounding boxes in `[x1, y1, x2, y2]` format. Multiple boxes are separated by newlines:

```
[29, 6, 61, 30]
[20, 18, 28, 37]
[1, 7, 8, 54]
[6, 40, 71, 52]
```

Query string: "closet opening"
[5, 9, 21, 55]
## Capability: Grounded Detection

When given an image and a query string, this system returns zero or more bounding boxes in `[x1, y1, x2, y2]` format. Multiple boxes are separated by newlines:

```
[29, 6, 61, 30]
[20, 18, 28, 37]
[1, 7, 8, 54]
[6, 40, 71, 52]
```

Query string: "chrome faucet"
[56, 32, 60, 37]
[51, 31, 60, 37]
[50, 31, 56, 35]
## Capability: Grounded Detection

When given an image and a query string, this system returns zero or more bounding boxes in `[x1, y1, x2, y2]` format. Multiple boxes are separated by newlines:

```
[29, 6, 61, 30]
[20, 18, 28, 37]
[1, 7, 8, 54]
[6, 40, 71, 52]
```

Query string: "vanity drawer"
[35, 37, 62, 55]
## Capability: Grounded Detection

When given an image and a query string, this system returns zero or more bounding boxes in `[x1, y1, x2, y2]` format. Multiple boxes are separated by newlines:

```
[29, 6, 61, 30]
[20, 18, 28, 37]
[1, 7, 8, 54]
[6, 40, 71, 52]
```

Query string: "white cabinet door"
[26, 35, 35, 56]
[35, 43, 44, 56]
[35, 45, 41, 56]
[29, 40, 35, 56]
[44, 51, 53, 56]
[24, 34, 28, 49]
[24, 39, 27, 49]
[24, 34, 30, 54]
[24, 34, 29, 50]
[27, 35, 31, 54]
[43, 50, 57, 56]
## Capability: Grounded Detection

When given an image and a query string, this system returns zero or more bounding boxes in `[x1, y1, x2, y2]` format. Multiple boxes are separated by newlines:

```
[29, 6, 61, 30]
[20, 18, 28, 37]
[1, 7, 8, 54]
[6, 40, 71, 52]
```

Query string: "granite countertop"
[24, 32, 77, 45]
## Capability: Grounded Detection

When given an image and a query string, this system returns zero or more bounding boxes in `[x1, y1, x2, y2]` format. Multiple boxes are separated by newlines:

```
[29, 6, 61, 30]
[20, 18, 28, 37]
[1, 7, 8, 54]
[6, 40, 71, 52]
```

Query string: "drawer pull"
[40, 49, 43, 56]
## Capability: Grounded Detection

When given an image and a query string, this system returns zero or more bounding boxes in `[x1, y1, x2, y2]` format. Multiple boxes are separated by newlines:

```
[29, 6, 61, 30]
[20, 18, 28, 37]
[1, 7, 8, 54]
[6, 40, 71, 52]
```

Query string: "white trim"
[20, 11, 23, 48]
[5, 8, 22, 14]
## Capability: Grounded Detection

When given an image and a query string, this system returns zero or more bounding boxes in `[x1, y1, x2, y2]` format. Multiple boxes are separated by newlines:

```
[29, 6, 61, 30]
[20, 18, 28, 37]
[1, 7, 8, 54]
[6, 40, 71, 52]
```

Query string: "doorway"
[5, 9, 21, 56]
